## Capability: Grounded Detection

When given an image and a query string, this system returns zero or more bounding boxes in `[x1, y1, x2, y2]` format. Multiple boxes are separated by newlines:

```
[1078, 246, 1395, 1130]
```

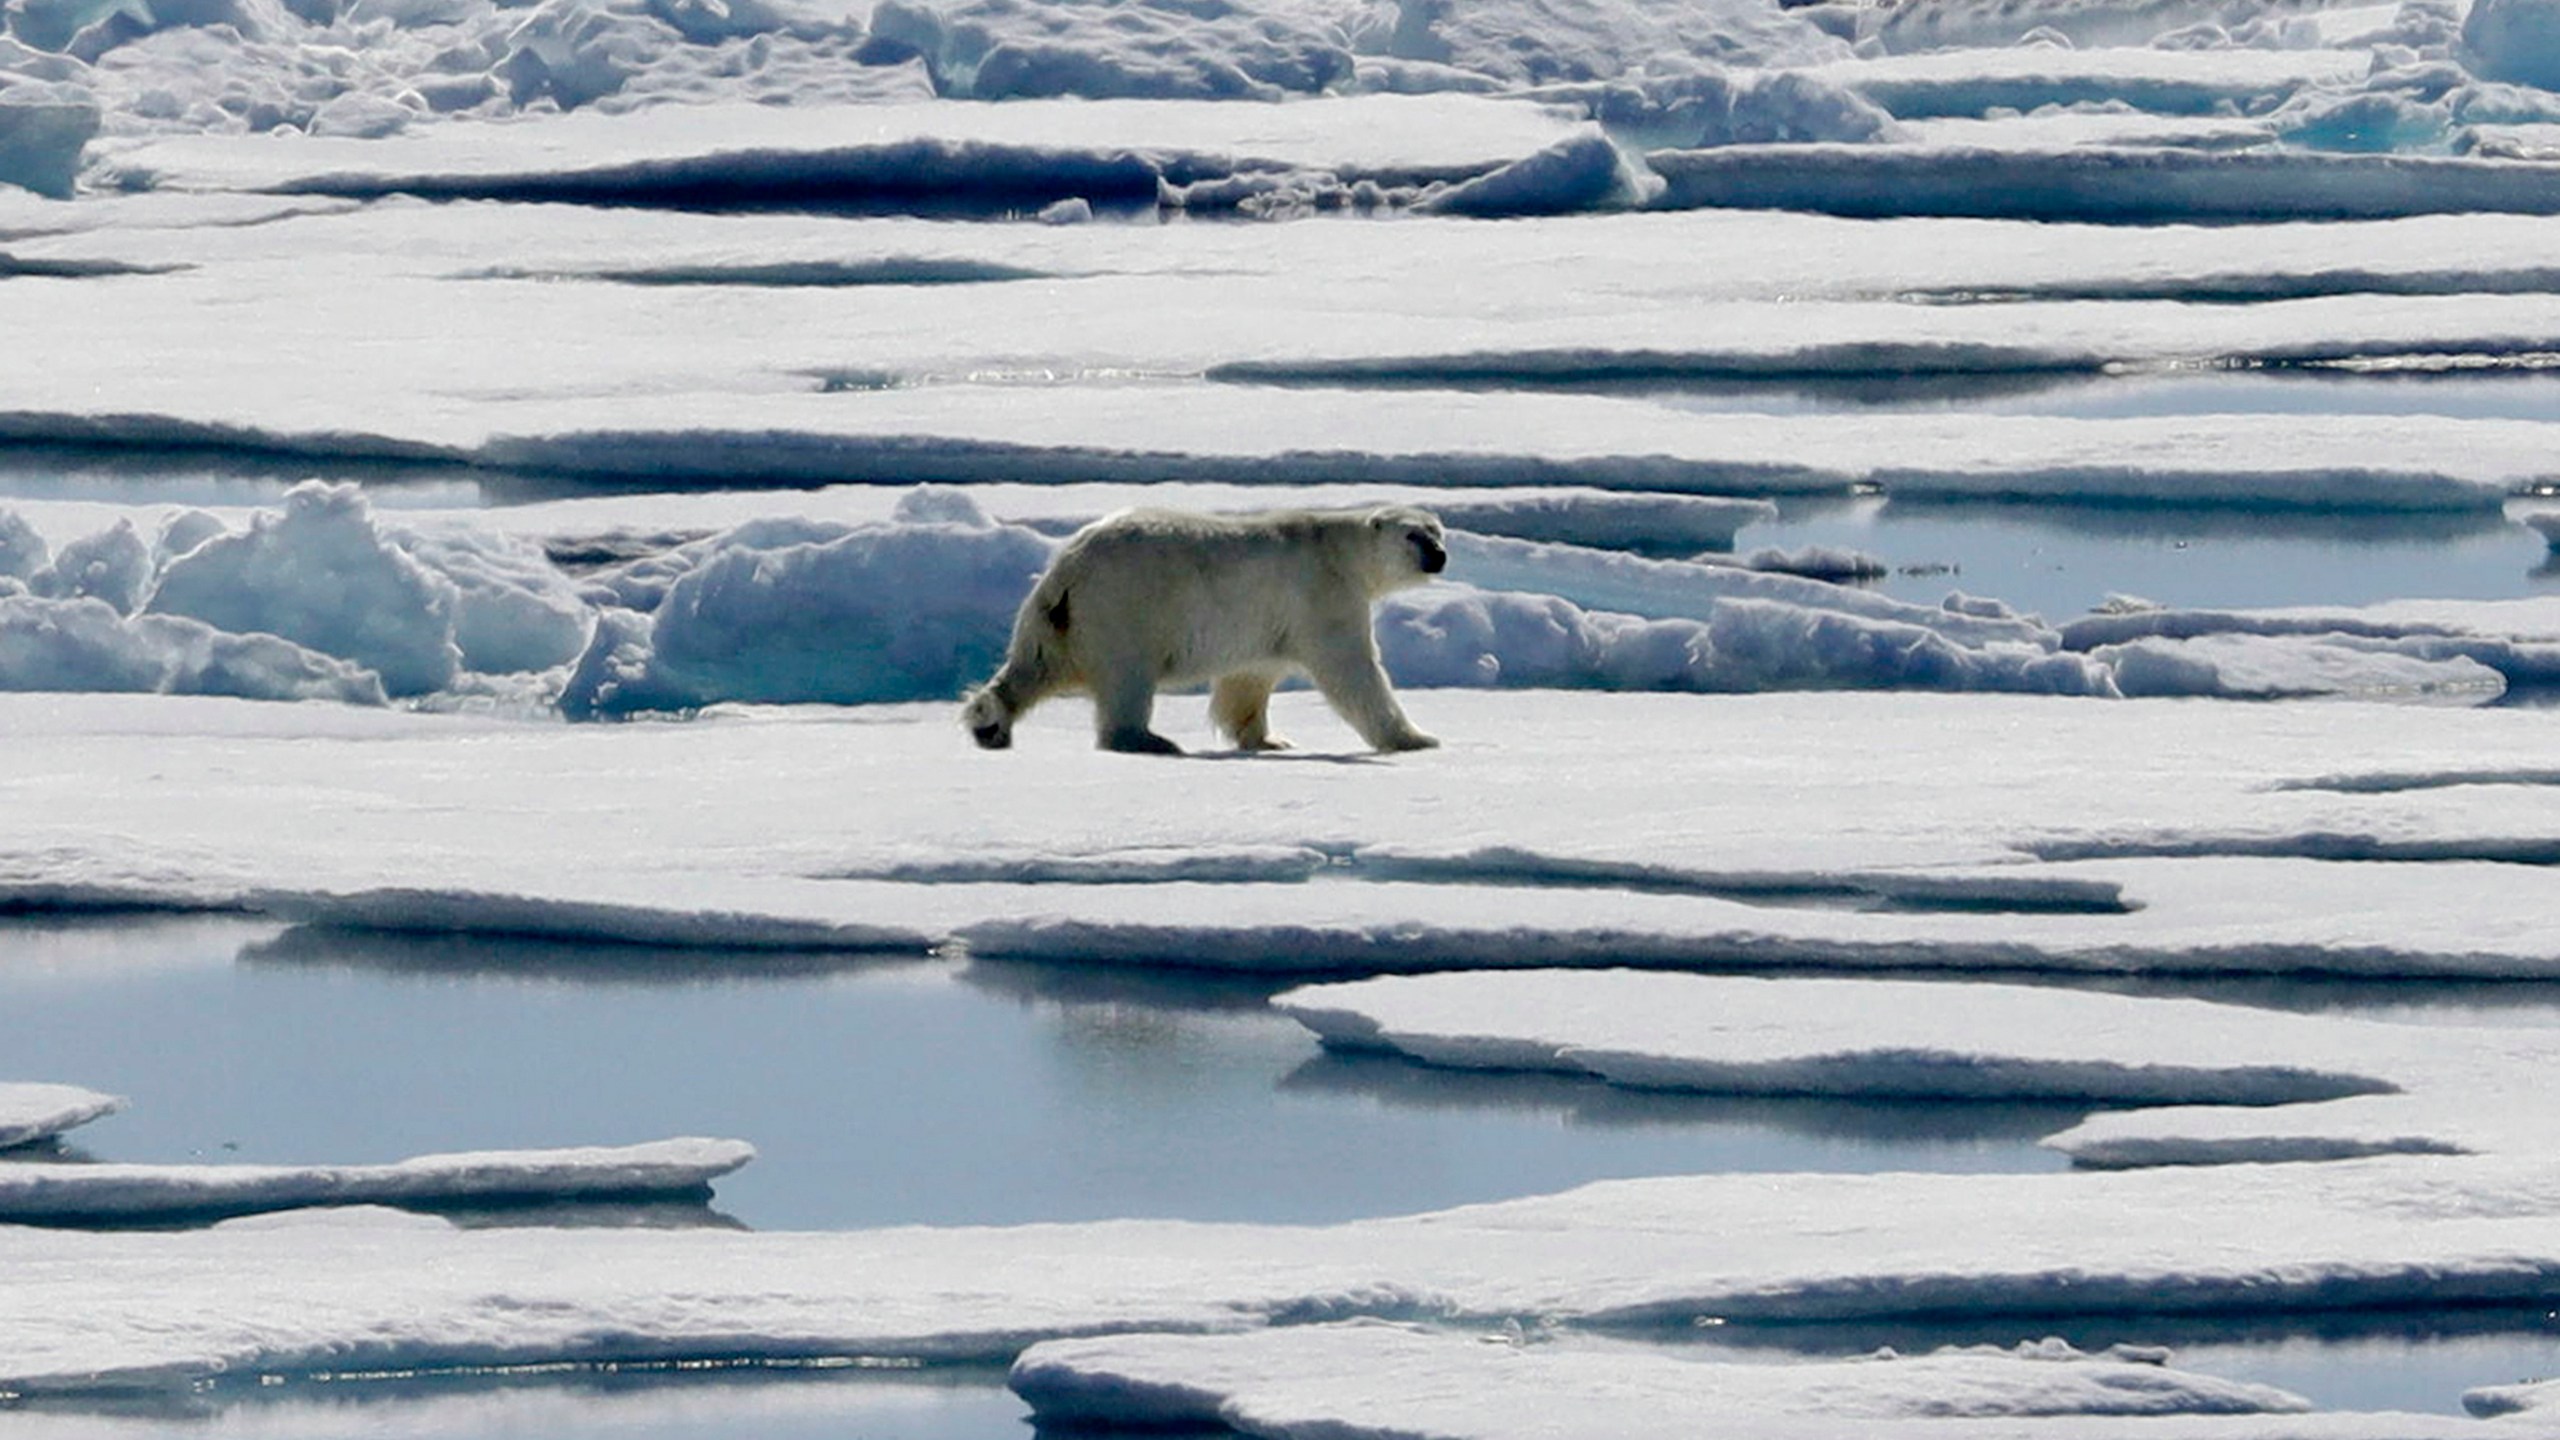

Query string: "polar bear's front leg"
[1305, 627, 1438, 753]
[1210, 672, 1292, 751]
[1091, 668, 1183, 755]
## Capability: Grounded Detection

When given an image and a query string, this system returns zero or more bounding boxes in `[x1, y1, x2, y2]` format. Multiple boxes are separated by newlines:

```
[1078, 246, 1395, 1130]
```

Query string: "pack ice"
[11, 0, 2560, 1429]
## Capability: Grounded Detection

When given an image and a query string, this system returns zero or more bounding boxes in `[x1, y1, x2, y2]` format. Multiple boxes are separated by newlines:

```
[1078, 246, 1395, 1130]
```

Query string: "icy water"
[0, 915, 2075, 1232]
[7, 915, 2560, 1432]
[1657, 367, 2560, 621]
[1739, 493, 2549, 622]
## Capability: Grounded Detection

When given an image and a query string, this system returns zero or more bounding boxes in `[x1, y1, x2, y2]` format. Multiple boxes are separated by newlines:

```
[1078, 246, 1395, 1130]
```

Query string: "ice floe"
[1273, 971, 2560, 1165]
[11, 198, 2560, 513]
[1009, 1324, 2344, 1437]
[0, 1081, 122, 1149]
[6, 1150, 2560, 1400]
[7, 688, 2560, 986]
[99, 94, 1592, 205]
[0, 1136, 754, 1223]
[13, 3, 2560, 1425]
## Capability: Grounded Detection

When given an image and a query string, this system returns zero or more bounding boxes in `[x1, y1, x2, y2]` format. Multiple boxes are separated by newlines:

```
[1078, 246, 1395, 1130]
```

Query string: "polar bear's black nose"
[973, 723, 1011, 749]
[1415, 534, 1447, 574]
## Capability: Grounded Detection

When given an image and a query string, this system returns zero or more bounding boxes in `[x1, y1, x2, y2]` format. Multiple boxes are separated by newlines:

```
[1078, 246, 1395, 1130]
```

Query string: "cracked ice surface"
[9, 689, 2560, 979]
[13, 199, 2560, 508]
[8, 1152, 2560, 1404]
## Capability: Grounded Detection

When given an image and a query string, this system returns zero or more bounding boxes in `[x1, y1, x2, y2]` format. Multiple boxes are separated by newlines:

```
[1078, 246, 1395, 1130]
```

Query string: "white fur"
[962, 505, 1448, 755]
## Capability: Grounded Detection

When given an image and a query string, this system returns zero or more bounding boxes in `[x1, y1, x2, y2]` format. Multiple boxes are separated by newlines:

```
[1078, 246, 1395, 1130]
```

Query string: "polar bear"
[962, 505, 1448, 755]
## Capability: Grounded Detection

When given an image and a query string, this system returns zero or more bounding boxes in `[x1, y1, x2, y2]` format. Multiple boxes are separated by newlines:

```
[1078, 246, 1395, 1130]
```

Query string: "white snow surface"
[1276, 971, 2560, 1166]
[0, 1081, 123, 1149]
[9, 688, 2560, 986]
[16, 12, 2560, 1423]
[10, 201, 2560, 514]
[10, 1151, 2560, 1406]
[100, 94, 1589, 197]
[0, 1137, 755, 1221]
[1009, 1324, 2350, 1437]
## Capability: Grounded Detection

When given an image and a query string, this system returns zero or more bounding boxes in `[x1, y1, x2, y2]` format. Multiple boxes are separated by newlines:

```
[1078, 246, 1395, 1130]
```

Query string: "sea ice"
[2092, 631, 2511, 700]
[1009, 1324, 2338, 1437]
[6, 1149, 2560, 1402]
[1273, 970, 2560, 1164]
[0, 1081, 123, 1149]
[0, 1136, 755, 1223]
[0, 591, 388, 702]
[6, 689, 2560, 988]
[1804, 44, 2366, 121]
[20, 474, 2560, 713]
[99, 93, 1588, 200]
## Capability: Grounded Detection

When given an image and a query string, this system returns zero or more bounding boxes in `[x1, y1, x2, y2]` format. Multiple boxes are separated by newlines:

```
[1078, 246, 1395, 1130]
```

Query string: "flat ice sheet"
[99, 96, 1588, 195]
[13, 201, 2560, 507]
[0, 1082, 124, 1150]
[1275, 971, 2560, 1165]
[7, 690, 2560, 981]
[1010, 1323, 2522, 1439]
[0, 1137, 755, 1222]
[8, 1152, 2560, 1400]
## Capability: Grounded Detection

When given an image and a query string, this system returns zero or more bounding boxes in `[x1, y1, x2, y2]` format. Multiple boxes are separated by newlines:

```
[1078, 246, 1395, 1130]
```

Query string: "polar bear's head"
[962, 684, 1014, 749]
[1362, 506, 1448, 592]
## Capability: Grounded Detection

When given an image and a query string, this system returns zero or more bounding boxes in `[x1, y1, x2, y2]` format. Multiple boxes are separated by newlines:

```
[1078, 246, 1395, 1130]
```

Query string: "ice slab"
[0, 1082, 123, 1149]
[949, 856, 2560, 980]
[473, 394, 2533, 511]
[2093, 632, 2512, 702]
[1010, 1324, 2335, 1437]
[102, 95, 1589, 201]
[8, 200, 2560, 510]
[8, 1152, 2560, 1396]
[2062, 602, 2560, 700]
[1277, 973, 2400, 1106]
[7, 690, 2560, 981]
[1653, 145, 2560, 223]
[1276, 971, 2560, 1165]
[0, 1137, 754, 1223]
[1802, 46, 2368, 121]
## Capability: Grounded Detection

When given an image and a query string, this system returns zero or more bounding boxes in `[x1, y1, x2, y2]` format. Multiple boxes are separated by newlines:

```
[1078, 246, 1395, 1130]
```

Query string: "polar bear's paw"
[1103, 727, 1185, 756]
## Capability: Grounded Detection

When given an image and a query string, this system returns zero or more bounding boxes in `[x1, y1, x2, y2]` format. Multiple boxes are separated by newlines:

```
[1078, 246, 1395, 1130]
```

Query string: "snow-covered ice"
[12, 481, 2560, 713]
[1276, 970, 2560, 1165]
[1012, 1324, 2330, 1436]
[9, 1149, 2560, 1405]
[13, 0, 2560, 1425]
[0, 1136, 754, 1223]
[8, 687, 2560, 984]
[1012, 1324, 2443, 1439]
[11, 198, 2560, 513]
[0, 1081, 123, 1149]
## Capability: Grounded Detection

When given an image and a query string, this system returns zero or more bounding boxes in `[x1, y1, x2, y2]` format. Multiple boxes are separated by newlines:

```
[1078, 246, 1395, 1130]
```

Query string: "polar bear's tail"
[962, 572, 1077, 749]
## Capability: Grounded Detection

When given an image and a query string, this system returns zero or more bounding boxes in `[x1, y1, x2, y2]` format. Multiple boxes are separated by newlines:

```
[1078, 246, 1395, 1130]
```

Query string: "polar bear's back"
[1043, 508, 1382, 680]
